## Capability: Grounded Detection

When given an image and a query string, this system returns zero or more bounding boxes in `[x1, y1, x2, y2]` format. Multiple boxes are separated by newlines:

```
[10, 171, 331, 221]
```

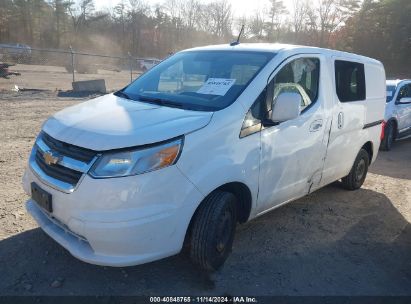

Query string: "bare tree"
[266, 0, 287, 41]
[163, 0, 185, 49]
[304, 2, 320, 45]
[113, 0, 129, 50]
[128, 0, 149, 55]
[0, 0, 383, 64]
[181, 0, 199, 30]
[316, 0, 360, 46]
[317, 0, 338, 46]
[249, 9, 265, 41]
[0, 1, 12, 42]
[51, 0, 71, 47]
[235, 15, 250, 39]
[179, 0, 201, 47]
[68, 0, 94, 36]
[291, 0, 308, 43]
[205, 0, 233, 39]
[12, 0, 40, 45]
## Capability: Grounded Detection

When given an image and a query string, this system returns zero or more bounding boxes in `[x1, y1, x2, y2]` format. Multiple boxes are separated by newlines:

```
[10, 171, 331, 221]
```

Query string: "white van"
[23, 44, 386, 271]
[382, 79, 411, 150]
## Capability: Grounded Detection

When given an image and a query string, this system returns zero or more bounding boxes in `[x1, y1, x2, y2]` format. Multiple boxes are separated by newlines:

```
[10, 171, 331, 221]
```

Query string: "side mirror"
[399, 97, 411, 104]
[270, 92, 302, 123]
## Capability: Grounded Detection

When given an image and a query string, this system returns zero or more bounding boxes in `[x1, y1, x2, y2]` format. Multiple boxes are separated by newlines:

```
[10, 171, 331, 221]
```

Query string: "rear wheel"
[342, 149, 369, 190]
[189, 191, 237, 271]
[381, 120, 395, 151]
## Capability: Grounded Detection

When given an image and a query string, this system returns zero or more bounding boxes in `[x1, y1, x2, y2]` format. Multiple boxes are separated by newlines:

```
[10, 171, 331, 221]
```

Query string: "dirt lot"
[0, 91, 410, 296]
[0, 64, 135, 92]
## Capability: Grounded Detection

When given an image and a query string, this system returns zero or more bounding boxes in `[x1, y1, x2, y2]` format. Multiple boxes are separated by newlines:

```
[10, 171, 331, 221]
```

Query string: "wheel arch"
[195, 182, 252, 224]
[387, 118, 398, 138]
[183, 182, 253, 248]
[214, 182, 253, 224]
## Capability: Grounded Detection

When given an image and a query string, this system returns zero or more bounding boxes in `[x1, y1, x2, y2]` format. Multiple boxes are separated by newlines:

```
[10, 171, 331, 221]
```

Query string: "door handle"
[310, 119, 323, 132]
[338, 112, 344, 129]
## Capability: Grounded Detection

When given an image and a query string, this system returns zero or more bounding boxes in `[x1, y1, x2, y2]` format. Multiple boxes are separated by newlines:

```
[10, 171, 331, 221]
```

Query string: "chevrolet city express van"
[23, 44, 386, 271]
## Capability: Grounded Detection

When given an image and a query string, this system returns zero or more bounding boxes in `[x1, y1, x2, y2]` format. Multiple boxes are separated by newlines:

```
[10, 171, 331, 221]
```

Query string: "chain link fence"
[0, 45, 161, 92]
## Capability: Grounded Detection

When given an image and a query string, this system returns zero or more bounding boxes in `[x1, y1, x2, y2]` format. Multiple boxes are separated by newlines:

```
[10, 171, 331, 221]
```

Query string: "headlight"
[89, 138, 183, 178]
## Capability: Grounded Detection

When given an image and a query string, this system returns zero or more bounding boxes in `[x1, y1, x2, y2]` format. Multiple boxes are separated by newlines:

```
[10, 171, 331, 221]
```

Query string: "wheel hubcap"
[355, 159, 366, 182]
[216, 210, 232, 253]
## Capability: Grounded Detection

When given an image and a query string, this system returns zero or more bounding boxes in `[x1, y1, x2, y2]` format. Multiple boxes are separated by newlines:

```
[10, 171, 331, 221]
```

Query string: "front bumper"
[23, 165, 203, 267]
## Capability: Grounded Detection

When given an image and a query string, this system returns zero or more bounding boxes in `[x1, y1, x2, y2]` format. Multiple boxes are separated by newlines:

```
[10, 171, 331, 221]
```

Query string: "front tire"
[189, 191, 237, 271]
[342, 149, 369, 190]
[380, 120, 395, 151]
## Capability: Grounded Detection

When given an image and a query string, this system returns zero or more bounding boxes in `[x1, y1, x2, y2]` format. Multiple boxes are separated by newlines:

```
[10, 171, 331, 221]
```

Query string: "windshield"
[386, 85, 396, 102]
[118, 51, 275, 111]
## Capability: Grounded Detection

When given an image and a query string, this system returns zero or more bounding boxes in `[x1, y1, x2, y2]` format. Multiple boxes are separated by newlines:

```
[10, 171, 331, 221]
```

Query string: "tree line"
[0, 0, 409, 76]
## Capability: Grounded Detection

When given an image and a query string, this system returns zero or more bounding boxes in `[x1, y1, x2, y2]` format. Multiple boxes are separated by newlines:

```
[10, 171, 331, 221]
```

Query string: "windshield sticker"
[197, 78, 236, 96]
[386, 91, 393, 97]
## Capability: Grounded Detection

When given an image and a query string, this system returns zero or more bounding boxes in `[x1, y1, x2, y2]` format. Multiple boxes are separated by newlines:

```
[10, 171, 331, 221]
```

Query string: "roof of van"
[184, 43, 382, 65]
[386, 79, 411, 86]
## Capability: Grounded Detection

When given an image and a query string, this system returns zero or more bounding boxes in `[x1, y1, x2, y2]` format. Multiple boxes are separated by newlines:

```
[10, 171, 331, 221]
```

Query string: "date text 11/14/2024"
[149, 296, 258, 303]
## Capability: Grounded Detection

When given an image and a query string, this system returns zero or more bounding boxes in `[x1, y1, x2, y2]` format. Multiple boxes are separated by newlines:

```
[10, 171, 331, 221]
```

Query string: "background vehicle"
[382, 79, 411, 150]
[138, 58, 161, 71]
[0, 43, 32, 63]
[22, 44, 385, 271]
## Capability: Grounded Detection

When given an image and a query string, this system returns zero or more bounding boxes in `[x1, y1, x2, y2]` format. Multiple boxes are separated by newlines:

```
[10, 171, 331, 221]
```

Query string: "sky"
[93, 0, 295, 17]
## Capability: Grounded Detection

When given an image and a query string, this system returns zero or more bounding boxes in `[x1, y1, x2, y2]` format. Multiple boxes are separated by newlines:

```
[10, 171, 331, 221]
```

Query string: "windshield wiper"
[138, 96, 186, 109]
[114, 90, 133, 100]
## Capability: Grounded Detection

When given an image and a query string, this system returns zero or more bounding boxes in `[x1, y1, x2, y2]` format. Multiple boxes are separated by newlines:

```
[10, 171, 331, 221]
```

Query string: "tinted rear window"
[335, 60, 366, 102]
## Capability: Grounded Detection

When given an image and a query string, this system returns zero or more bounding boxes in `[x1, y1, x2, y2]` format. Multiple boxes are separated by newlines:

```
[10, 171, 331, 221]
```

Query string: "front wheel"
[341, 149, 370, 190]
[189, 191, 237, 271]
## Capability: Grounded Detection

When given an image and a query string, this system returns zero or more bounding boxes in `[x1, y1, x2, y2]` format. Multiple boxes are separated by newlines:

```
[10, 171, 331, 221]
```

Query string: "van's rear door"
[321, 57, 385, 184]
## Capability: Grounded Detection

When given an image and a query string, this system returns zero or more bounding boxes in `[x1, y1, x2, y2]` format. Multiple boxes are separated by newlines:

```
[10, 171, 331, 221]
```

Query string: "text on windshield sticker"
[197, 78, 236, 96]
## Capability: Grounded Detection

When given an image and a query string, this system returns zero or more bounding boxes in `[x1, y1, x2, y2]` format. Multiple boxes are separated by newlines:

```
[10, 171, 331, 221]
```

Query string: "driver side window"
[240, 57, 320, 138]
[268, 57, 320, 113]
[397, 84, 411, 100]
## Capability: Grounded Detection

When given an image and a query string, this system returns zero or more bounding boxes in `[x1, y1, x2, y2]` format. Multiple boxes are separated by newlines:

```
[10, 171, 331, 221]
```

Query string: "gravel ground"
[0, 91, 410, 296]
[0, 64, 133, 92]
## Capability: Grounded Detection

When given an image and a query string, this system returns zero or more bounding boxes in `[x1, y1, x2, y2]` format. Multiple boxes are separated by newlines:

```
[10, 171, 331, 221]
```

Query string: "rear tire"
[342, 149, 369, 190]
[189, 191, 237, 271]
[380, 120, 395, 151]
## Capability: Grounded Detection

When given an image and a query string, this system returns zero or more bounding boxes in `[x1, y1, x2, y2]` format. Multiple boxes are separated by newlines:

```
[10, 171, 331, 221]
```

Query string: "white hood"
[43, 94, 213, 150]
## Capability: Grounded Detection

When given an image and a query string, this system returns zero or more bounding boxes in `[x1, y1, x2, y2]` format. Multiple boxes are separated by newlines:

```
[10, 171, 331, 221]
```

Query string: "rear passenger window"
[335, 60, 366, 102]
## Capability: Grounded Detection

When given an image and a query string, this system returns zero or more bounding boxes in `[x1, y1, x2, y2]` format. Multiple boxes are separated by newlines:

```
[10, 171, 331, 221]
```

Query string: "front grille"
[31, 132, 98, 191]
[35, 150, 82, 185]
[41, 132, 96, 163]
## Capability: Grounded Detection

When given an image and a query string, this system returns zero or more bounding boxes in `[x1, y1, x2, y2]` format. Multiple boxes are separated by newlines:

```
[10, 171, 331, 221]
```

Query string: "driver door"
[257, 55, 330, 213]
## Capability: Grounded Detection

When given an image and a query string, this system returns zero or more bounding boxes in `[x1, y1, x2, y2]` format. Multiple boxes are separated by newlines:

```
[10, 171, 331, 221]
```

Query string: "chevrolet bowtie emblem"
[43, 150, 60, 166]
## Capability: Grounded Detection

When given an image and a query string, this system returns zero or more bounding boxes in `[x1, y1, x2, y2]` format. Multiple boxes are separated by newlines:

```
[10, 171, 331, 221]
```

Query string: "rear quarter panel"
[365, 62, 386, 126]
[364, 61, 386, 163]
